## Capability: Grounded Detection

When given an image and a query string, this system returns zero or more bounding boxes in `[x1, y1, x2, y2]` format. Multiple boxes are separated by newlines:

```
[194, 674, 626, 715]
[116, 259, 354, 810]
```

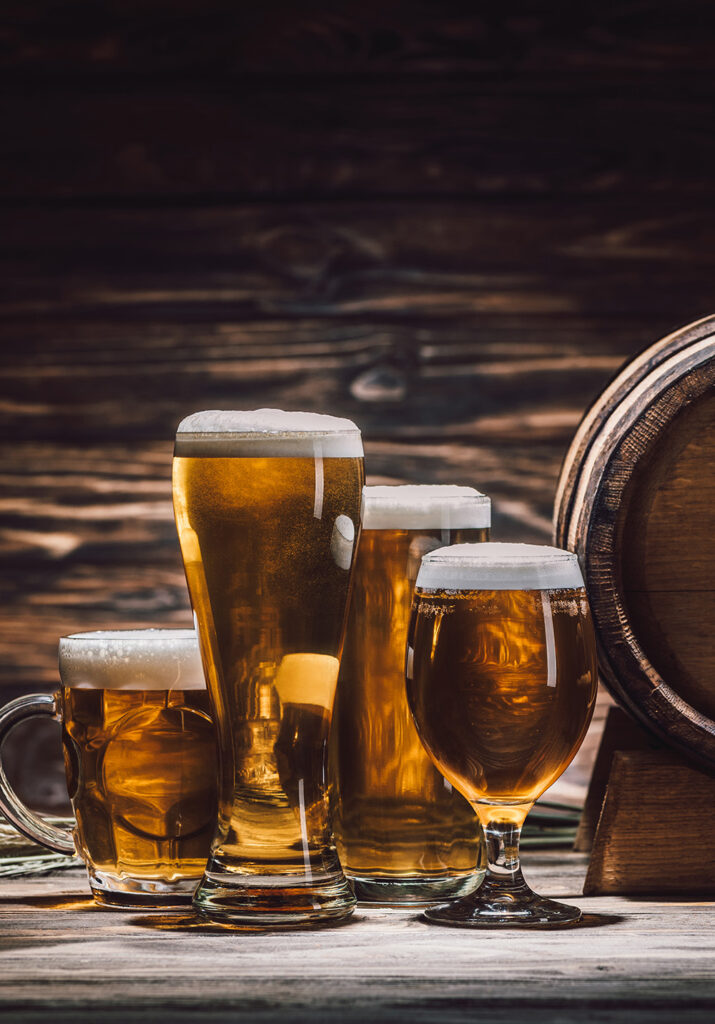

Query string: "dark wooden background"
[1, 1, 714, 807]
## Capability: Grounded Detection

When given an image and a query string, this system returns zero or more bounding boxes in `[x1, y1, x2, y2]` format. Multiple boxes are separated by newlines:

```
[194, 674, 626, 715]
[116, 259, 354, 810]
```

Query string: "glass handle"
[0, 692, 76, 856]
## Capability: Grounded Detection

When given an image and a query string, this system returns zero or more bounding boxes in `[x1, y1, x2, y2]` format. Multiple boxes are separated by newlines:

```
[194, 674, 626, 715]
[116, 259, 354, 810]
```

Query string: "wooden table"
[1, 852, 714, 1023]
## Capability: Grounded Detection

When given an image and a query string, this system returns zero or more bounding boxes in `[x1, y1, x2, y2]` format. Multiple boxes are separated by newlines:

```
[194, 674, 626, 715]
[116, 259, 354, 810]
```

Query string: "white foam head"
[58, 629, 206, 690]
[416, 542, 585, 592]
[174, 409, 363, 458]
[361, 485, 491, 530]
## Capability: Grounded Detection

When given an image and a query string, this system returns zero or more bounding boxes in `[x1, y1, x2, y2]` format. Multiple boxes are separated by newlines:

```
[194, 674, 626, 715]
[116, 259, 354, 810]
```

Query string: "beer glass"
[407, 543, 598, 927]
[332, 484, 490, 905]
[172, 409, 364, 926]
[0, 629, 217, 908]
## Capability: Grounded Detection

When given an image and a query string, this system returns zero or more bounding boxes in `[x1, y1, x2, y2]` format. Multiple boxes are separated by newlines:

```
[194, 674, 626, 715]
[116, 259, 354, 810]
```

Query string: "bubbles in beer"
[416, 542, 584, 592]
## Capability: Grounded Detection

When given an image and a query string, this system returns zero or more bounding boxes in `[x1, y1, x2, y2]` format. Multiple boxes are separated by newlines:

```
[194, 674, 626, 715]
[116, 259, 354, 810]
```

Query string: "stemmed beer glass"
[406, 542, 598, 927]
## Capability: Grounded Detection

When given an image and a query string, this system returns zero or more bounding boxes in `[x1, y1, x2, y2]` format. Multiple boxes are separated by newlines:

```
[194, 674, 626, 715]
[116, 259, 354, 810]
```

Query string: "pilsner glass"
[332, 484, 490, 905]
[406, 542, 598, 927]
[173, 409, 364, 926]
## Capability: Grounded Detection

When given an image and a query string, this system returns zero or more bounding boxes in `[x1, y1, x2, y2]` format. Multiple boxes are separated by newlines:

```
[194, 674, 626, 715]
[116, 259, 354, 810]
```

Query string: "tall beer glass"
[173, 409, 364, 926]
[407, 543, 598, 927]
[332, 485, 490, 905]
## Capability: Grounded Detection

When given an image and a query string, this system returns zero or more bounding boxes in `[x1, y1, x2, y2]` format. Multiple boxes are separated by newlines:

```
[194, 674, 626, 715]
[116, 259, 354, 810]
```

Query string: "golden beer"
[59, 629, 216, 907]
[332, 485, 490, 904]
[173, 409, 364, 925]
[406, 543, 598, 927]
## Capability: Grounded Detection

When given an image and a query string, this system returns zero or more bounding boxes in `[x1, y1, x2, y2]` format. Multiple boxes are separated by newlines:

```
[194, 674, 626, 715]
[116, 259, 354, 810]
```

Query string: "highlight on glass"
[332, 484, 490, 905]
[173, 409, 364, 927]
[406, 542, 598, 927]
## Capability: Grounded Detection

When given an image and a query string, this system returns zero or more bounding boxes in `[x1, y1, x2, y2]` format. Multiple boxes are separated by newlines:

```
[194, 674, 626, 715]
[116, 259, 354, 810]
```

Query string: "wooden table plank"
[1, 853, 713, 1023]
[2, 1, 715, 79]
[3, 82, 714, 202]
[2, 203, 714, 322]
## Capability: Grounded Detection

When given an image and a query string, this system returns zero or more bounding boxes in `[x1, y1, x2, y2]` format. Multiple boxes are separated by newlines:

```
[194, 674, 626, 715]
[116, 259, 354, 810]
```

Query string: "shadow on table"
[129, 910, 367, 934]
[411, 910, 625, 930]
[0, 894, 96, 911]
[130, 909, 623, 933]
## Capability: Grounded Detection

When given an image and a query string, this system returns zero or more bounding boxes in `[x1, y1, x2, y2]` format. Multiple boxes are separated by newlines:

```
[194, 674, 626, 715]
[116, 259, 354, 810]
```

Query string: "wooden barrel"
[554, 315, 715, 770]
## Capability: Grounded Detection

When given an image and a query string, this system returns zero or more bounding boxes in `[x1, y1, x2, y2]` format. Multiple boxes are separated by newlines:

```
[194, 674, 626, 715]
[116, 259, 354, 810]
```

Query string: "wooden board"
[621, 391, 715, 717]
[3, 1, 715, 78]
[2, 204, 713, 324]
[1, 852, 714, 1023]
[3, 83, 715, 202]
[584, 750, 715, 896]
[574, 706, 658, 852]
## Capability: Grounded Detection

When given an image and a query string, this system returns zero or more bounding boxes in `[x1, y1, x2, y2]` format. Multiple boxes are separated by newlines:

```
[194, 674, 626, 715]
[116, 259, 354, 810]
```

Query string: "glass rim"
[415, 542, 584, 592]
[60, 629, 199, 644]
[361, 484, 491, 530]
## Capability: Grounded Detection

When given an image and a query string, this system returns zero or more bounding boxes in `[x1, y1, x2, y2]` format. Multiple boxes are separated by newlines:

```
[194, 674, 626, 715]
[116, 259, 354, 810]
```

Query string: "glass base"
[351, 870, 482, 907]
[424, 888, 582, 929]
[89, 871, 199, 910]
[193, 864, 356, 928]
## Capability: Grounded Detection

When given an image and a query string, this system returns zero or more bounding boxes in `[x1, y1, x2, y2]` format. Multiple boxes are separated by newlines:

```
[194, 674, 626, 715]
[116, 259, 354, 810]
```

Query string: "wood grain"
[554, 315, 715, 547]
[3, 85, 715, 202]
[584, 750, 715, 896]
[622, 393, 715, 716]
[0, 852, 714, 1023]
[2, 1, 715, 77]
[574, 706, 658, 853]
[555, 324, 715, 768]
[2, 204, 713, 323]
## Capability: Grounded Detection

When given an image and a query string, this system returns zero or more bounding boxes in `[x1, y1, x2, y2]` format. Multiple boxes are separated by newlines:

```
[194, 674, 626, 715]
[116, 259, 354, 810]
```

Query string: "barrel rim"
[554, 314, 715, 548]
[566, 335, 715, 553]
[563, 341, 715, 770]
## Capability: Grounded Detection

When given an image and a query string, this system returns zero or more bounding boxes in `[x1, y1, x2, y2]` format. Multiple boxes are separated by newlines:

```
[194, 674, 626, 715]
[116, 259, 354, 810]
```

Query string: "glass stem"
[477, 809, 532, 902]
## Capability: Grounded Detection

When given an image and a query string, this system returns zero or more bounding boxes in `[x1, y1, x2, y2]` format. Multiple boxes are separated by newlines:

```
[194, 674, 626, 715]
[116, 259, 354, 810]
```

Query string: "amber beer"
[172, 409, 364, 925]
[406, 543, 599, 927]
[407, 544, 598, 809]
[332, 485, 490, 904]
[59, 630, 217, 907]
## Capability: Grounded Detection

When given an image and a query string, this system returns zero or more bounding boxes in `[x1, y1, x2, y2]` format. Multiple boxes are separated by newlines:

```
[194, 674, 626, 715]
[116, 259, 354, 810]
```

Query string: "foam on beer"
[416, 542, 585, 592]
[174, 409, 363, 458]
[361, 485, 491, 530]
[59, 629, 207, 691]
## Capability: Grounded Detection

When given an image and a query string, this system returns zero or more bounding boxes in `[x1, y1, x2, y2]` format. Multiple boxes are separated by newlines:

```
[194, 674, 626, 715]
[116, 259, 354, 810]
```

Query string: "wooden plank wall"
[1, 1, 714, 805]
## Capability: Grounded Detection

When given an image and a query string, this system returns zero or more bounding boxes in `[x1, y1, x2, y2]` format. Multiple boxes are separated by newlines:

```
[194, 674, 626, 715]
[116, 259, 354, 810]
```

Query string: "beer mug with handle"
[173, 409, 364, 927]
[0, 629, 217, 908]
